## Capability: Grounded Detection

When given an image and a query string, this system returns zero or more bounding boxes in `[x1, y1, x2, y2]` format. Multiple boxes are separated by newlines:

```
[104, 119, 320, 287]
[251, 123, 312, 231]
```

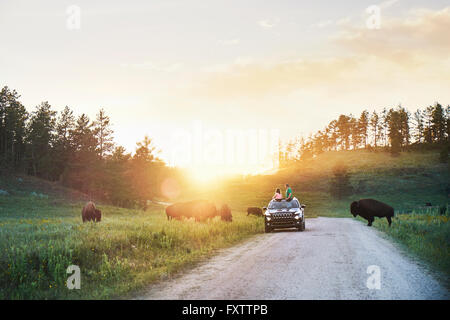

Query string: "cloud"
[188, 7, 450, 99]
[336, 17, 352, 26]
[334, 6, 450, 62]
[217, 38, 240, 46]
[258, 19, 277, 29]
[193, 57, 361, 99]
[380, 0, 400, 9]
[311, 20, 333, 28]
[120, 61, 182, 72]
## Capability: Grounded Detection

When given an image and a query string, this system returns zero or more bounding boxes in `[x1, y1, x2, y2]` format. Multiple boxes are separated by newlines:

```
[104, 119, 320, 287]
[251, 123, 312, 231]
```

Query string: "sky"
[1, 0, 450, 175]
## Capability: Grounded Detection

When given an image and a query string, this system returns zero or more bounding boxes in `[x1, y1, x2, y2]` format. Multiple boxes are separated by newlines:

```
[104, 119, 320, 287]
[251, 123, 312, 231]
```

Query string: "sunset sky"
[1, 0, 450, 174]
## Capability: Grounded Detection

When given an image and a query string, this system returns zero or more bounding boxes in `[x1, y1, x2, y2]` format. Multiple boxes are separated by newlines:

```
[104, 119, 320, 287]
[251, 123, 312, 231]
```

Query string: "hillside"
[0, 148, 448, 298]
[0, 174, 89, 203]
[203, 149, 449, 216]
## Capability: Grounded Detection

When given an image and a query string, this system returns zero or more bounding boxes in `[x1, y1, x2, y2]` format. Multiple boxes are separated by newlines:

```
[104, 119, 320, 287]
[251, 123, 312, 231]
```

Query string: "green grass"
[0, 149, 448, 299]
[0, 195, 263, 299]
[373, 209, 450, 287]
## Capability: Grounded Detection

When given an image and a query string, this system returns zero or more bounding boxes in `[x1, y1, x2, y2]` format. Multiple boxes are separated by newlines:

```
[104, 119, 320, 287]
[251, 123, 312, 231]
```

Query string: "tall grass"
[0, 196, 263, 299]
[373, 208, 450, 285]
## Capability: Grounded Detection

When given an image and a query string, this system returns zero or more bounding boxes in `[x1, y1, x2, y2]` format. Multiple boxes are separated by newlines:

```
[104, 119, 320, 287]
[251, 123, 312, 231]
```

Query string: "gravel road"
[137, 217, 449, 300]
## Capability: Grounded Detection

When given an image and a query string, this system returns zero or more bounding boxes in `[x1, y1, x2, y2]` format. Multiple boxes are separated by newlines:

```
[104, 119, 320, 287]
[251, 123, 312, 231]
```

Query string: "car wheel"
[265, 225, 272, 233]
[298, 220, 305, 231]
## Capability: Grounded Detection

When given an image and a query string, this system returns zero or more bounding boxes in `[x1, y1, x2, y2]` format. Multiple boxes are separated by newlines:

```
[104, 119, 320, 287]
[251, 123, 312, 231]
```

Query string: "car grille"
[271, 211, 295, 225]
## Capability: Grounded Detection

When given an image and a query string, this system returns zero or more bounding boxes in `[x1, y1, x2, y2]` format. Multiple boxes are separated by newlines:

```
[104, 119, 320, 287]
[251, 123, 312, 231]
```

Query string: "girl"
[272, 188, 283, 200]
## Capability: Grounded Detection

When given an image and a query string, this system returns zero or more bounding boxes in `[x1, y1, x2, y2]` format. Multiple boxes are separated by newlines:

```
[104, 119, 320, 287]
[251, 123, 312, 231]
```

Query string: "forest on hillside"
[1, 85, 449, 207]
[279, 103, 449, 166]
[0, 86, 186, 207]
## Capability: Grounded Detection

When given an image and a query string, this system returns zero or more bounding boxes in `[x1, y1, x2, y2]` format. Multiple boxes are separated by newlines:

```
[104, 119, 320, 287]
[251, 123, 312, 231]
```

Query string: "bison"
[82, 201, 101, 222]
[350, 199, 394, 227]
[219, 204, 232, 222]
[247, 207, 263, 216]
[166, 200, 232, 222]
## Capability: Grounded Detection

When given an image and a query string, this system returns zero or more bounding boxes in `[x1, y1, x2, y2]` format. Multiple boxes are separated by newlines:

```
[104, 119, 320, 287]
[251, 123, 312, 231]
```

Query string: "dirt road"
[137, 217, 449, 300]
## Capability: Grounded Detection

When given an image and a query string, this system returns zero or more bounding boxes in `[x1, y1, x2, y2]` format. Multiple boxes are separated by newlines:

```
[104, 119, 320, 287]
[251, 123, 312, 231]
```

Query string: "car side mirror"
[263, 207, 267, 211]
[301, 205, 306, 209]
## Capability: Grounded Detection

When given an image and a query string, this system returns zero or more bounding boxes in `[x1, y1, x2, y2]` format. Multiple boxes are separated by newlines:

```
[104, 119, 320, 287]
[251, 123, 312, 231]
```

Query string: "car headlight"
[266, 216, 271, 221]
[294, 215, 300, 220]
[294, 211, 302, 217]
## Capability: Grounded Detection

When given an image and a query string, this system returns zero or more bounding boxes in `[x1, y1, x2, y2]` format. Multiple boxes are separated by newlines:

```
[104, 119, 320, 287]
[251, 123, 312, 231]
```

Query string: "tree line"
[279, 103, 450, 164]
[0, 86, 184, 207]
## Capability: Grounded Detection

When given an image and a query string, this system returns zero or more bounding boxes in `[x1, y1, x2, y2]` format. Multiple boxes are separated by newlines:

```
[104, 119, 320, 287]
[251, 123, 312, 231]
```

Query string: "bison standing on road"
[82, 201, 102, 222]
[350, 199, 394, 227]
[247, 207, 263, 216]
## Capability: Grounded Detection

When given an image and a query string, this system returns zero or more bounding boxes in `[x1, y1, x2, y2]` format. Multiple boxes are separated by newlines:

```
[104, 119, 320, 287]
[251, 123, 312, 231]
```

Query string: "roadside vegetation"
[0, 195, 263, 299]
[373, 209, 449, 286]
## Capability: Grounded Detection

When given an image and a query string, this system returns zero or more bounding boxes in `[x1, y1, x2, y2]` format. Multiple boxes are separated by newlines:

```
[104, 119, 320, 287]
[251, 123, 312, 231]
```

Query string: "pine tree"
[413, 109, 424, 144]
[398, 106, 410, 147]
[381, 108, 388, 147]
[423, 105, 434, 144]
[0, 86, 28, 170]
[336, 115, 351, 150]
[350, 115, 360, 150]
[26, 102, 57, 178]
[431, 103, 446, 143]
[386, 108, 402, 155]
[370, 111, 380, 148]
[54, 106, 76, 182]
[94, 108, 114, 158]
[69, 114, 98, 193]
[132, 135, 161, 207]
[446, 105, 450, 142]
[359, 110, 370, 148]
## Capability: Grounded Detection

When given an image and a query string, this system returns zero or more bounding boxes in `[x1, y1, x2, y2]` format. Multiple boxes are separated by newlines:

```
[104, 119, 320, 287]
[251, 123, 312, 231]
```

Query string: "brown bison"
[82, 201, 101, 222]
[247, 207, 263, 216]
[350, 199, 394, 227]
[166, 200, 232, 222]
[219, 204, 232, 222]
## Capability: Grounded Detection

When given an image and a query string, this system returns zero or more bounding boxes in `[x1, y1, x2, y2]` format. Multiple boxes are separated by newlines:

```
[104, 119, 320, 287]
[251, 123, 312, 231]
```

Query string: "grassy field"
[373, 209, 450, 286]
[0, 149, 448, 299]
[0, 195, 263, 299]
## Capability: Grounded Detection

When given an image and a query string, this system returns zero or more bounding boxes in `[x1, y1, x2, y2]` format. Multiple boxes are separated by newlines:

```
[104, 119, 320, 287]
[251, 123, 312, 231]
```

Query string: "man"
[285, 184, 293, 201]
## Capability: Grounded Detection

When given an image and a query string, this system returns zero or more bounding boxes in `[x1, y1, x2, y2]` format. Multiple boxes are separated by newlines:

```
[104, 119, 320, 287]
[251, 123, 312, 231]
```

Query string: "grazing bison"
[166, 200, 229, 222]
[82, 201, 101, 222]
[247, 207, 263, 216]
[219, 204, 232, 222]
[350, 199, 394, 227]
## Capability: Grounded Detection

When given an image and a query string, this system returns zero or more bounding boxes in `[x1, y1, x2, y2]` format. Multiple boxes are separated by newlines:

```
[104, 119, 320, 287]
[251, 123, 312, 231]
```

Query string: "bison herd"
[166, 200, 232, 222]
[81, 197, 398, 228]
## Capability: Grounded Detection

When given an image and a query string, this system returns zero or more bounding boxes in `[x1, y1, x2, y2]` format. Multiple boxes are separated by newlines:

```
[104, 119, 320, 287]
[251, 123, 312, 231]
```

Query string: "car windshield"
[269, 200, 299, 210]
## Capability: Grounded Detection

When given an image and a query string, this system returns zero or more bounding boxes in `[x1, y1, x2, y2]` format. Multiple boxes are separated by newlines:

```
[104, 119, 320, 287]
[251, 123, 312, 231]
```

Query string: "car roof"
[269, 197, 299, 203]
